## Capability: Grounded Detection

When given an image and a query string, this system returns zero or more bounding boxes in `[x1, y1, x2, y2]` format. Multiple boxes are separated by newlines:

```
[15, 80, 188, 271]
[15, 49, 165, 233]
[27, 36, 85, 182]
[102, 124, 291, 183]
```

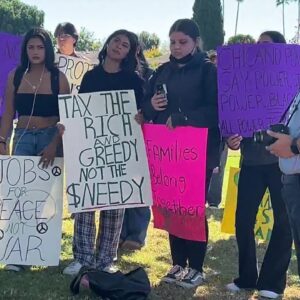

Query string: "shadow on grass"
[150, 281, 197, 300]
[118, 255, 151, 271]
[206, 207, 224, 222]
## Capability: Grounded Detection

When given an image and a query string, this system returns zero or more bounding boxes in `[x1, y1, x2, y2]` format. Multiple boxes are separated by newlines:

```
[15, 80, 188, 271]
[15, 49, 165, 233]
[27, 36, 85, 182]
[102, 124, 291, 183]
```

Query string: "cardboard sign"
[143, 124, 208, 241]
[59, 90, 152, 213]
[56, 54, 94, 94]
[221, 167, 274, 240]
[0, 156, 63, 266]
[218, 44, 300, 137]
[0, 33, 22, 115]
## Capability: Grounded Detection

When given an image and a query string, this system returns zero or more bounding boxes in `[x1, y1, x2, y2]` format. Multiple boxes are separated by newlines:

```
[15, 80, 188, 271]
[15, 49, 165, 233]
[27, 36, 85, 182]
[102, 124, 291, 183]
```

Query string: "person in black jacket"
[142, 19, 220, 288]
[226, 31, 292, 300]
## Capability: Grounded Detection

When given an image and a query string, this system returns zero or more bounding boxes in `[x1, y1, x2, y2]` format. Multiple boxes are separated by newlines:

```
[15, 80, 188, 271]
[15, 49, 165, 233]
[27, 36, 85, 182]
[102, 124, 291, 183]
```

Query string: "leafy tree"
[76, 27, 101, 51]
[138, 31, 160, 50]
[192, 0, 224, 51]
[227, 34, 255, 44]
[0, 0, 44, 34]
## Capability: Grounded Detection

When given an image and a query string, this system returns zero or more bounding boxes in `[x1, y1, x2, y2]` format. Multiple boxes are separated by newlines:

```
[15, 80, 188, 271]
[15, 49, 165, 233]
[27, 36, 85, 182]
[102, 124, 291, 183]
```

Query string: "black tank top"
[15, 93, 59, 117]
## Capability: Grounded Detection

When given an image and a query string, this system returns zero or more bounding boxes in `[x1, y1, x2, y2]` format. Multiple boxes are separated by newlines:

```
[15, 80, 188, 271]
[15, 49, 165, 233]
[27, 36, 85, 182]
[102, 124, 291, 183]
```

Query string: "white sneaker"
[63, 261, 82, 276]
[102, 264, 118, 273]
[226, 282, 241, 292]
[258, 290, 280, 299]
[4, 264, 25, 272]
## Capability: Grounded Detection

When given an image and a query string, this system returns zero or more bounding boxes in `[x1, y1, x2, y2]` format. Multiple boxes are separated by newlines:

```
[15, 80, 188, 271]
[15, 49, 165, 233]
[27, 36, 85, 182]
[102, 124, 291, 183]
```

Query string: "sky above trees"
[18, 0, 300, 42]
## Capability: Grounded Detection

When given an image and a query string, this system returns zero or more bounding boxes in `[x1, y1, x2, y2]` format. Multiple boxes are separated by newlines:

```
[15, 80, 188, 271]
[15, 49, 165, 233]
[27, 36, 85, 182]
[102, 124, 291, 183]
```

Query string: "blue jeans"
[12, 127, 62, 156]
[282, 174, 300, 277]
[120, 207, 151, 245]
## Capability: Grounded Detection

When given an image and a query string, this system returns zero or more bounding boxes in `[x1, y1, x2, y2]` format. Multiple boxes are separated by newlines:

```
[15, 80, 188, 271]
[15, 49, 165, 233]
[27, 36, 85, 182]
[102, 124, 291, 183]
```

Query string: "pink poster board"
[143, 124, 208, 241]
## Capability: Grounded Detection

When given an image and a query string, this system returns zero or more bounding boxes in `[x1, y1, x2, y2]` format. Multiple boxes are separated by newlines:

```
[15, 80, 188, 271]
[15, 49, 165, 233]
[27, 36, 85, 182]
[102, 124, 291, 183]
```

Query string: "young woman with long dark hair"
[226, 31, 292, 299]
[142, 19, 220, 288]
[63, 29, 144, 276]
[0, 27, 70, 272]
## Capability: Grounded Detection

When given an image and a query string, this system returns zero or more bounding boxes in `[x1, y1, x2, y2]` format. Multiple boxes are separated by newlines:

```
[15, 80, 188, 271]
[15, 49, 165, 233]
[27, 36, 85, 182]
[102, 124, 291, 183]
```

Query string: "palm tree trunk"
[282, 1, 285, 37]
[298, 0, 300, 43]
[234, 2, 240, 35]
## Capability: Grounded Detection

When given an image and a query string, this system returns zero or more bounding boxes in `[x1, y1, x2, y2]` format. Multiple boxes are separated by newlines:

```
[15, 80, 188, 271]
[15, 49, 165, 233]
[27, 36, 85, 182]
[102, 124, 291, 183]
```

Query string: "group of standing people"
[0, 22, 152, 275]
[0, 17, 299, 300]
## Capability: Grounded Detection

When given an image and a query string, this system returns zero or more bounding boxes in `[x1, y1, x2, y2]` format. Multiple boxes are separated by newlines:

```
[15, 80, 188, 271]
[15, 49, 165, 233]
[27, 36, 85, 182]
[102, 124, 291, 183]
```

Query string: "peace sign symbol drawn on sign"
[36, 222, 48, 234]
[52, 166, 62, 177]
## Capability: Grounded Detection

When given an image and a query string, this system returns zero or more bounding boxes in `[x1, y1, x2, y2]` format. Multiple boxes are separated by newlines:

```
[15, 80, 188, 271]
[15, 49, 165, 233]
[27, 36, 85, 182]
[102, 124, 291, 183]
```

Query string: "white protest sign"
[56, 54, 94, 94]
[59, 90, 152, 213]
[0, 156, 63, 266]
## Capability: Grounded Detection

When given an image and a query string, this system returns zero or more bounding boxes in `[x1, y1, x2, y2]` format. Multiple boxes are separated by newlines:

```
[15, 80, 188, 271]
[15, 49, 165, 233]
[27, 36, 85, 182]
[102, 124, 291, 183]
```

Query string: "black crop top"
[15, 93, 59, 117]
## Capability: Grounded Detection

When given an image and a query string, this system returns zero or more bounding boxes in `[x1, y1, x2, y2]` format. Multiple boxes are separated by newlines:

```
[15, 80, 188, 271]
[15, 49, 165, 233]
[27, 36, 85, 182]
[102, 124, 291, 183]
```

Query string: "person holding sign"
[54, 22, 81, 58]
[266, 92, 300, 279]
[0, 28, 70, 272]
[142, 19, 220, 288]
[226, 31, 292, 299]
[63, 29, 144, 276]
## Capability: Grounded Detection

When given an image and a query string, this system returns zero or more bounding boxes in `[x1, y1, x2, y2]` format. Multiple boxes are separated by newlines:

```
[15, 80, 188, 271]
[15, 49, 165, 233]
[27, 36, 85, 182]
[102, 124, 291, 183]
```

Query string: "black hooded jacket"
[142, 52, 221, 169]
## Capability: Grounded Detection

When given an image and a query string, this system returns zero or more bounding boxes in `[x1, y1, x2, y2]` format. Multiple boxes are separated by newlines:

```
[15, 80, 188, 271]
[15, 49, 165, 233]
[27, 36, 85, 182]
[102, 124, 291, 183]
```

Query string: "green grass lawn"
[0, 151, 299, 299]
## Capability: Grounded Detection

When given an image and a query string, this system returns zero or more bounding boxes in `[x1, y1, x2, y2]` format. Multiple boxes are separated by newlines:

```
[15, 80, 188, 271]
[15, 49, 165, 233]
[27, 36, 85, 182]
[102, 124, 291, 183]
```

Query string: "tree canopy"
[0, 0, 44, 35]
[227, 34, 255, 44]
[192, 0, 224, 50]
[76, 27, 101, 52]
[138, 31, 160, 50]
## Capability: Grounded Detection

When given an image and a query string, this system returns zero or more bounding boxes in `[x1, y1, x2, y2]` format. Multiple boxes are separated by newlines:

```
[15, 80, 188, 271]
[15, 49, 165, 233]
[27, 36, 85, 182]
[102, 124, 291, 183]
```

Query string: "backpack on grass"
[70, 267, 151, 300]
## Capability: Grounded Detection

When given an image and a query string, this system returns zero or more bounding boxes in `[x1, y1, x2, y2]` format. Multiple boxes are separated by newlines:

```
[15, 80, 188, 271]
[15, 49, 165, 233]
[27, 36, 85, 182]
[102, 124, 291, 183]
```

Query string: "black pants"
[234, 163, 292, 294]
[207, 145, 228, 206]
[282, 174, 300, 278]
[169, 169, 213, 273]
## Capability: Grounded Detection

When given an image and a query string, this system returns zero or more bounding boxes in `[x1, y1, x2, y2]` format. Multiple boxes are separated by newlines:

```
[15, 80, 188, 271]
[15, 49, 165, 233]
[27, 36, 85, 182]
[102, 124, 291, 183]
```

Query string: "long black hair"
[259, 31, 286, 44]
[98, 29, 139, 72]
[19, 27, 56, 72]
[169, 19, 202, 52]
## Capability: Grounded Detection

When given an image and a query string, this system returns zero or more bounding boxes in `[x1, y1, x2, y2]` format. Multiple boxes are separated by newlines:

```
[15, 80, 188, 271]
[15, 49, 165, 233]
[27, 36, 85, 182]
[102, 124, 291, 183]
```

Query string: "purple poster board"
[0, 33, 22, 116]
[217, 44, 300, 137]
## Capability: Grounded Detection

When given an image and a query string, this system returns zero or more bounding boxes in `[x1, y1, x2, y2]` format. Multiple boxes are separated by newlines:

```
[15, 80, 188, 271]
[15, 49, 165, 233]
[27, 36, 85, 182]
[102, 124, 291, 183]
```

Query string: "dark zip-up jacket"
[142, 52, 220, 169]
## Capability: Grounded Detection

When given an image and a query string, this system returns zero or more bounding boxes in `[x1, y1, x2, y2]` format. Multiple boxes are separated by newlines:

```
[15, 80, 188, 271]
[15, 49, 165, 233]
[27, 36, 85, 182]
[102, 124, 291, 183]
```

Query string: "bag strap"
[286, 93, 300, 127]
[70, 269, 90, 295]
[279, 90, 300, 125]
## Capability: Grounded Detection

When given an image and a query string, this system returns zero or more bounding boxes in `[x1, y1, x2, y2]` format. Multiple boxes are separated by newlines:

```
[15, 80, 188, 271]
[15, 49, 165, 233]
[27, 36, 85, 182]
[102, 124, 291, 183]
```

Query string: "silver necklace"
[23, 66, 45, 91]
